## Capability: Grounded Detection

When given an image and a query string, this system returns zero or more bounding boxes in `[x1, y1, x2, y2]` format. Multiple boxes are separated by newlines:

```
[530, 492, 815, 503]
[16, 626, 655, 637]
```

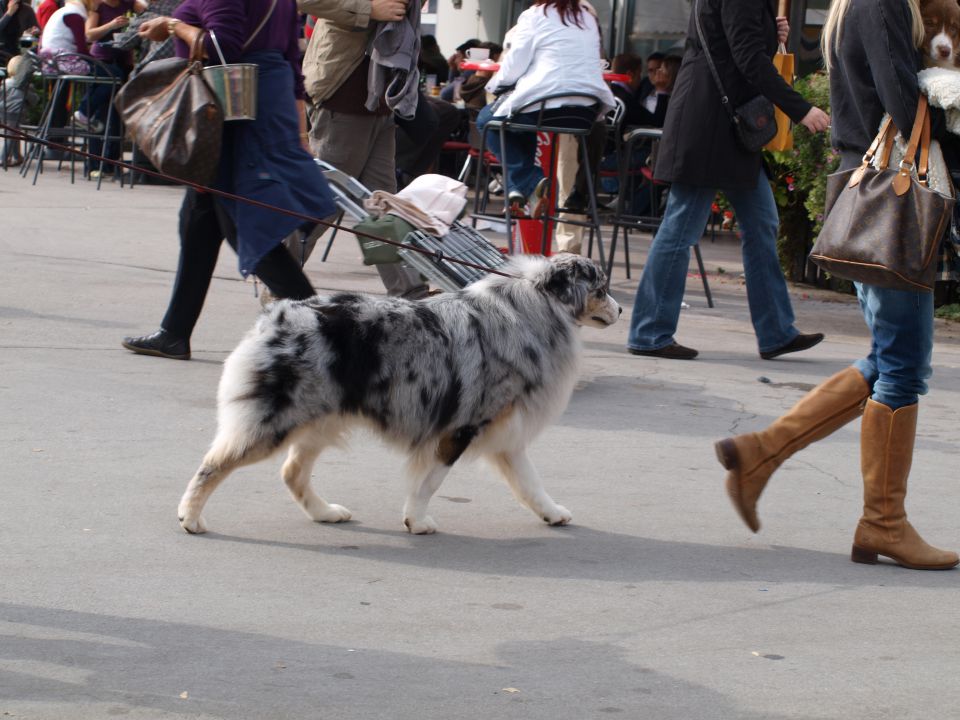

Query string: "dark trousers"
[395, 94, 462, 181]
[161, 188, 315, 339]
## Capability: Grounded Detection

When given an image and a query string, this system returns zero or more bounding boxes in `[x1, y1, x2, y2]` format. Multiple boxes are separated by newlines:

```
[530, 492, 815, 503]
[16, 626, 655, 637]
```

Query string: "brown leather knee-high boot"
[851, 400, 958, 570]
[715, 367, 870, 532]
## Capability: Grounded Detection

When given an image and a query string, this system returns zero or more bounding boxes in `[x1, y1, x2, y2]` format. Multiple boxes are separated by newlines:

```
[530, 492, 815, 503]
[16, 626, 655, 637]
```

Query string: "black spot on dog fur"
[237, 354, 299, 420]
[407, 370, 418, 383]
[313, 303, 384, 414]
[437, 424, 477, 465]
[329, 292, 363, 305]
[420, 386, 430, 408]
[432, 372, 462, 431]
[413, 305, 447, 342]
[266, 329, 289, 349]
[524, 345, 540, 365]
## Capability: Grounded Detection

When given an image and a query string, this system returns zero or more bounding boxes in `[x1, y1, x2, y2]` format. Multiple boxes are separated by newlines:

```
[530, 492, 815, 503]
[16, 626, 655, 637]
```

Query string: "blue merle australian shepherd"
[178, 253, 621, 535]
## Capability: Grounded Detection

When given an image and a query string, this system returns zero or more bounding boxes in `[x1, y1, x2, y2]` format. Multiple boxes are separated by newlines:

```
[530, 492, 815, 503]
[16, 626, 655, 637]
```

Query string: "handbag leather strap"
[875, 117, 898, 171]
[188, 31, 205, 63]
[893, 95, 929, 196]
[918, 98, 931, 186]
[849, 115, 894, 186]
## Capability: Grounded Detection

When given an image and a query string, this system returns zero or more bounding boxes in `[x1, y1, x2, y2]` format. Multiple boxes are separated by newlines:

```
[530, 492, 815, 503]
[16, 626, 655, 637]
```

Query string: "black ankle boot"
[121, 329, 191, 360]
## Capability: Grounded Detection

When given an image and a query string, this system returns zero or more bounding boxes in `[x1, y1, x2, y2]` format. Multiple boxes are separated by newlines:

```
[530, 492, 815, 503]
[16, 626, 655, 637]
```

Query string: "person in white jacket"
[476, 0, 614, 213]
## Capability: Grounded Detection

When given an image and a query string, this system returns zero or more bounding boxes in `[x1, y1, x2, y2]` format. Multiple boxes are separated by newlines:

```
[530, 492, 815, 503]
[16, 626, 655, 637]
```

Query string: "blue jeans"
[853, 284, 933, 409]
[475, 103, 596, 199]
[627, 169, 799, 353]
[476, 104, 544, 199]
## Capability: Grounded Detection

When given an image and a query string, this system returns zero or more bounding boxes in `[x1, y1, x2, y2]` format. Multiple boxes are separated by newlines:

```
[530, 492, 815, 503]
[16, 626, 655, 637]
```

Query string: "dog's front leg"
[491, 450, 572, 526]
[403, 464, 451, 534]
[282, 439, 351, 524]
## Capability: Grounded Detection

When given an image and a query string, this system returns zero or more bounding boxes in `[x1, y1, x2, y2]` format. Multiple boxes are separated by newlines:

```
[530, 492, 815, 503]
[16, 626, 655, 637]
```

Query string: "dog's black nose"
[618, 306, 623, 315]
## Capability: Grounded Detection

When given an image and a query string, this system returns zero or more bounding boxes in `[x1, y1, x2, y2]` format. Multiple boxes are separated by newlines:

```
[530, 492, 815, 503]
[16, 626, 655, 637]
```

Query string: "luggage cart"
[316, 160, 509, 292]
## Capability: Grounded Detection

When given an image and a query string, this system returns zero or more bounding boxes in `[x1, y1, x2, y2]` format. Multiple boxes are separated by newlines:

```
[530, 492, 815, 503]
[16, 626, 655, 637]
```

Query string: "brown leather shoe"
[628, 342, 698, 360]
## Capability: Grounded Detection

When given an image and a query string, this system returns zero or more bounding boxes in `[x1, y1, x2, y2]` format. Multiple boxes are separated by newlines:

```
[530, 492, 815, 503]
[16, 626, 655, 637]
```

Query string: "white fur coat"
[874, 67, 960, 198]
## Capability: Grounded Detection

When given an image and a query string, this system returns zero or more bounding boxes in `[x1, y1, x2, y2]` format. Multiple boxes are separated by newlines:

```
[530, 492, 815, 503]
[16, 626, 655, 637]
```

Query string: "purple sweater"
[173, 0, 304, 99]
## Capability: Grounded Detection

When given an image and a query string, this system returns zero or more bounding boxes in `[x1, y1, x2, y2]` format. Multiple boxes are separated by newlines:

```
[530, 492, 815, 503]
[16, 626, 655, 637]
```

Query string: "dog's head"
[920, 0, 960, 68]
[530, 253, 622, 328]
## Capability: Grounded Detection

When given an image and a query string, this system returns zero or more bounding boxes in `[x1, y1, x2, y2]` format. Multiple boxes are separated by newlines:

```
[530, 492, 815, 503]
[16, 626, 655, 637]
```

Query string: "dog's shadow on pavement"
[201, 523, 955, 590]
[0, 602, 818, 720]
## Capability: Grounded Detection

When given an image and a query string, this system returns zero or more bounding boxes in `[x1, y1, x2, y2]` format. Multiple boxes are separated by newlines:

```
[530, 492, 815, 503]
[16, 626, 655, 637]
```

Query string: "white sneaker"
[73, 111, 104, 134]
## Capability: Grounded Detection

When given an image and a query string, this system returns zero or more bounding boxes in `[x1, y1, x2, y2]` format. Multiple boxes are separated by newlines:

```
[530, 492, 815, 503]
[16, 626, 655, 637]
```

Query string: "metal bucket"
[203, 63, 258, 121]
[204, 31, 258, 121]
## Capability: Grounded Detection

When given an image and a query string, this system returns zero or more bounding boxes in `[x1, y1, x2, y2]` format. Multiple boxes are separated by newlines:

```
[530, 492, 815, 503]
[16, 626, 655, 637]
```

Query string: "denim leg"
[853, 283, 933, 409]
[626, 182, 715, 351]
[723, 170, 798, 353]
[476, 106, 543, 199]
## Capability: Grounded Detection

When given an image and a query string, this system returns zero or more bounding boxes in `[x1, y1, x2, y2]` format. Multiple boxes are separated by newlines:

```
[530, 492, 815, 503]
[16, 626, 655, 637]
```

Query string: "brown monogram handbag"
[115, 33, 224, 185]
[809, 95, 954, 293]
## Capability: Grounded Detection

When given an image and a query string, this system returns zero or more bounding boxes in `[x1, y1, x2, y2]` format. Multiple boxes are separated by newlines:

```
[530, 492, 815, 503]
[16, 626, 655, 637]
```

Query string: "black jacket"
[828, 0, 930, 157]
[654, 0, 811, 188]
[611, 82, 669, 128]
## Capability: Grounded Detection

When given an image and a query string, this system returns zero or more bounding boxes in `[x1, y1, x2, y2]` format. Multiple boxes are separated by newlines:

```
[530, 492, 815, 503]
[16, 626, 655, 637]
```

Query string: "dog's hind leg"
[402, 462, 452, 535]
[282, 429, 352, 524]
[178, 433, 278, 534]
[491, 449, 572, 526]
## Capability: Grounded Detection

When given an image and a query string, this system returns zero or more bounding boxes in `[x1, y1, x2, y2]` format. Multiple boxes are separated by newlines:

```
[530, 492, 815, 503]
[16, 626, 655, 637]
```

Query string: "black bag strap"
[242, 0, 278, 52]
[693, 0, 736, 122]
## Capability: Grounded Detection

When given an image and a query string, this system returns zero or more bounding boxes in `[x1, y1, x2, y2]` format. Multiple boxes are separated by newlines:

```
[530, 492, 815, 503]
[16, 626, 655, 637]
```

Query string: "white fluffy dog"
[177, 253, 621, 536]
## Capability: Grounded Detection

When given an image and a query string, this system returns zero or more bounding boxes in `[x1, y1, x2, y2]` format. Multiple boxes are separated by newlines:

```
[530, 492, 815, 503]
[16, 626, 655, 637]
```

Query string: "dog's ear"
[536, 254, 606, 315]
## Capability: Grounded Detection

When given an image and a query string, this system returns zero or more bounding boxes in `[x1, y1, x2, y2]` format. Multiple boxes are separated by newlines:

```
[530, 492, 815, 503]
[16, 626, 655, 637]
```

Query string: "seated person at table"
[610, 52, 669, 128]
[455, 41, 501, 109]
[639, 54, 679, 126]
[476, 0, 614, 215]
[418, 33, 448, 83]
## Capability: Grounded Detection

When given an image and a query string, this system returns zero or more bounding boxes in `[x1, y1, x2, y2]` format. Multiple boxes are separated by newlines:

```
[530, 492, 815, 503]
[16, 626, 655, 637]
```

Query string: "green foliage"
[763, 72, 839, 282]
[934, 303, 960, 321]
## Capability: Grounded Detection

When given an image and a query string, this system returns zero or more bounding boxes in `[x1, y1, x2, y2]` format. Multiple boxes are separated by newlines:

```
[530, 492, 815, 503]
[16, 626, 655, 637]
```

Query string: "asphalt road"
[2, 168, 959, 719]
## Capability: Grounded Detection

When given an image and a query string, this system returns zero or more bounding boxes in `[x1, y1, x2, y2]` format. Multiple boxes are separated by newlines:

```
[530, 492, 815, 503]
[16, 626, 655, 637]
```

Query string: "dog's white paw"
[542, 504, 572, 526]
[180, 515, 207, 534]
[308, 502, 352, 523]
[404, 515, 438, 535]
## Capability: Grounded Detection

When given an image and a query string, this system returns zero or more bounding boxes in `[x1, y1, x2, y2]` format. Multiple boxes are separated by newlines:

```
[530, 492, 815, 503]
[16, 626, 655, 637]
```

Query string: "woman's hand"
[776, 16, 789, 45]
[110, 15, 129, 29]
[138, 16, 169, 41]
[4, 0, 20, 16]
[800, 106, 830, 133]
[370, 0, 407, 22]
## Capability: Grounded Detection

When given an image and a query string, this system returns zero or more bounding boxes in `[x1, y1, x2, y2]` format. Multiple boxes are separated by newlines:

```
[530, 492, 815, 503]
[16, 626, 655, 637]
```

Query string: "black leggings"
[161, 188, 315, 340]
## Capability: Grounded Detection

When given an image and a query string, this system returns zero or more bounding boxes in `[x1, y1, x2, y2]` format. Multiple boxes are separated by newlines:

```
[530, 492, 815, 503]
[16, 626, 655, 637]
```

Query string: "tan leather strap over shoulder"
[893, 95, 928, 196]
[849, 115, 895, 187]
[918, 101, 931, 187]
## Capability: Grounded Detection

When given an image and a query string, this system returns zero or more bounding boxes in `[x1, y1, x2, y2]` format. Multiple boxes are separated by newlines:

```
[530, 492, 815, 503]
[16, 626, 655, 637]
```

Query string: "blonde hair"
[7, 54, 23, 74]
[821, 0, 924, 71]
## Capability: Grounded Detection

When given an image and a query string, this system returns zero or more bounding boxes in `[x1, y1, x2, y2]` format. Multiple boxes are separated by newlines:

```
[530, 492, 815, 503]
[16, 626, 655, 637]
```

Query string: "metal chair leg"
[320, 210, 345, 262]
[693, 242, 714, 308]
[500, 123, 515, 254]
[579, 134, 604, 272]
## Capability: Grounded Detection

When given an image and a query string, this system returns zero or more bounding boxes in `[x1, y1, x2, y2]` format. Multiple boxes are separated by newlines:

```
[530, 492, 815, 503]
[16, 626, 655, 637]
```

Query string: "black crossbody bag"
[694, 0, 778, 153]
